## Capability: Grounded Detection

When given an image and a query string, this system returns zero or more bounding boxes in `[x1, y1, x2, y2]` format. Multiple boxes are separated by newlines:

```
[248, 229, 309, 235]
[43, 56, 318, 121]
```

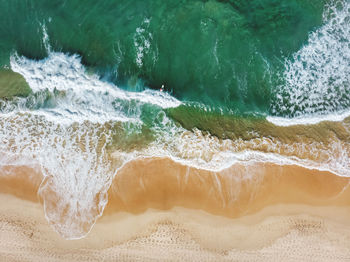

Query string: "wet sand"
[106, 157, 350, 216]
[1, 157, 350, 261]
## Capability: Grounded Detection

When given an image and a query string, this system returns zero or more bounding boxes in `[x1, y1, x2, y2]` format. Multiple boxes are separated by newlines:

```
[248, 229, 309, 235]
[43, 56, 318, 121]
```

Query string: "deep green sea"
[0, 0, 337, 113]
[0, 0, 349, 239]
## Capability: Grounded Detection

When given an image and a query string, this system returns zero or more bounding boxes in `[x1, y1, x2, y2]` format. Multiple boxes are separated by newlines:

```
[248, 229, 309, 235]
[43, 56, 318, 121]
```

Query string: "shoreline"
[1, 156, 350, 260]
[2, 156, 350, 219]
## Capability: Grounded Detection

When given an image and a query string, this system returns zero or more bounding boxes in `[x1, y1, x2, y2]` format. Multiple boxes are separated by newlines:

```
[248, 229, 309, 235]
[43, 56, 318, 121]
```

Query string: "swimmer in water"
[160, 84, 164, 92]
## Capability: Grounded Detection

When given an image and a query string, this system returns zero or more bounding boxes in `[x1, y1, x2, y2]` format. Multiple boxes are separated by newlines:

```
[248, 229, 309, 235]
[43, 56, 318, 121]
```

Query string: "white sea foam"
[134, 18, 152, 68]
[137, 124, 350, 178]
[267, 110, 350, 126]
[270, 1, 350, 126]
[9, 52, 180, 124]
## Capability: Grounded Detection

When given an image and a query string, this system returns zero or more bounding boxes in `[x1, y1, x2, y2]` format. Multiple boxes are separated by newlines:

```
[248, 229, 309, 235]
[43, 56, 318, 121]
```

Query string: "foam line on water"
[116, 150, 349, 181]
[10, 52, 180, 108]
[267, 110, 350, 126]
[8, 52, 180, 124]
[143, 140, 350, 178]
[119, 115, 350, 178]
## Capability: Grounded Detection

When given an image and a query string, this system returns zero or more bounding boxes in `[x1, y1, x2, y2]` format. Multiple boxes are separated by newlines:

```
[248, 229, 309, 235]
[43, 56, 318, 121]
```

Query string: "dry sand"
[1, 194, 350, 261]
[1, 158, 350, 261]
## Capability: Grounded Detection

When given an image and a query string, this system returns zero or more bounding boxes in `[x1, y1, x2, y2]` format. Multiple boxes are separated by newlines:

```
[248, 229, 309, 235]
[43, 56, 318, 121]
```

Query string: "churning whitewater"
[269, 1, 350, 125]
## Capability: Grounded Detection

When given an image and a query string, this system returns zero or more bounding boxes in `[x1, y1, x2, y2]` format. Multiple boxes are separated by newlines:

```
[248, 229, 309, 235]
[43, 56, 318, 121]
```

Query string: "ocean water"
[0, 0, 349, 239]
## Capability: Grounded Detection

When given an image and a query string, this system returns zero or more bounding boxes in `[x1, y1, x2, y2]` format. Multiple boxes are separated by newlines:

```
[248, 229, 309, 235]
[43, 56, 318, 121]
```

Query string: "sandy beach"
[1, 158, 350, 261]
[1, 194, 350, 261]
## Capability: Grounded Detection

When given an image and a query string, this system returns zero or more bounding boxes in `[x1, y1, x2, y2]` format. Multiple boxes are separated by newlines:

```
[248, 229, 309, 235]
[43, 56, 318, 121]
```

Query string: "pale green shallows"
[0, 70, 31, 98]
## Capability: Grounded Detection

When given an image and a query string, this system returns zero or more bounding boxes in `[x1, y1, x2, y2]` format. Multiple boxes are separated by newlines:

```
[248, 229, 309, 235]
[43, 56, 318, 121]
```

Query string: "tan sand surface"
[106, 157, 350, 217]
[1, 158, 350, 261]
[1, 193, 350, 261]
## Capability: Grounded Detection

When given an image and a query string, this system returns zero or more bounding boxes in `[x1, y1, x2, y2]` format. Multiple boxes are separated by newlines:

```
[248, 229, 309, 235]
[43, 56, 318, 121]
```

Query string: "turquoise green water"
[0, 0, 327, 115]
